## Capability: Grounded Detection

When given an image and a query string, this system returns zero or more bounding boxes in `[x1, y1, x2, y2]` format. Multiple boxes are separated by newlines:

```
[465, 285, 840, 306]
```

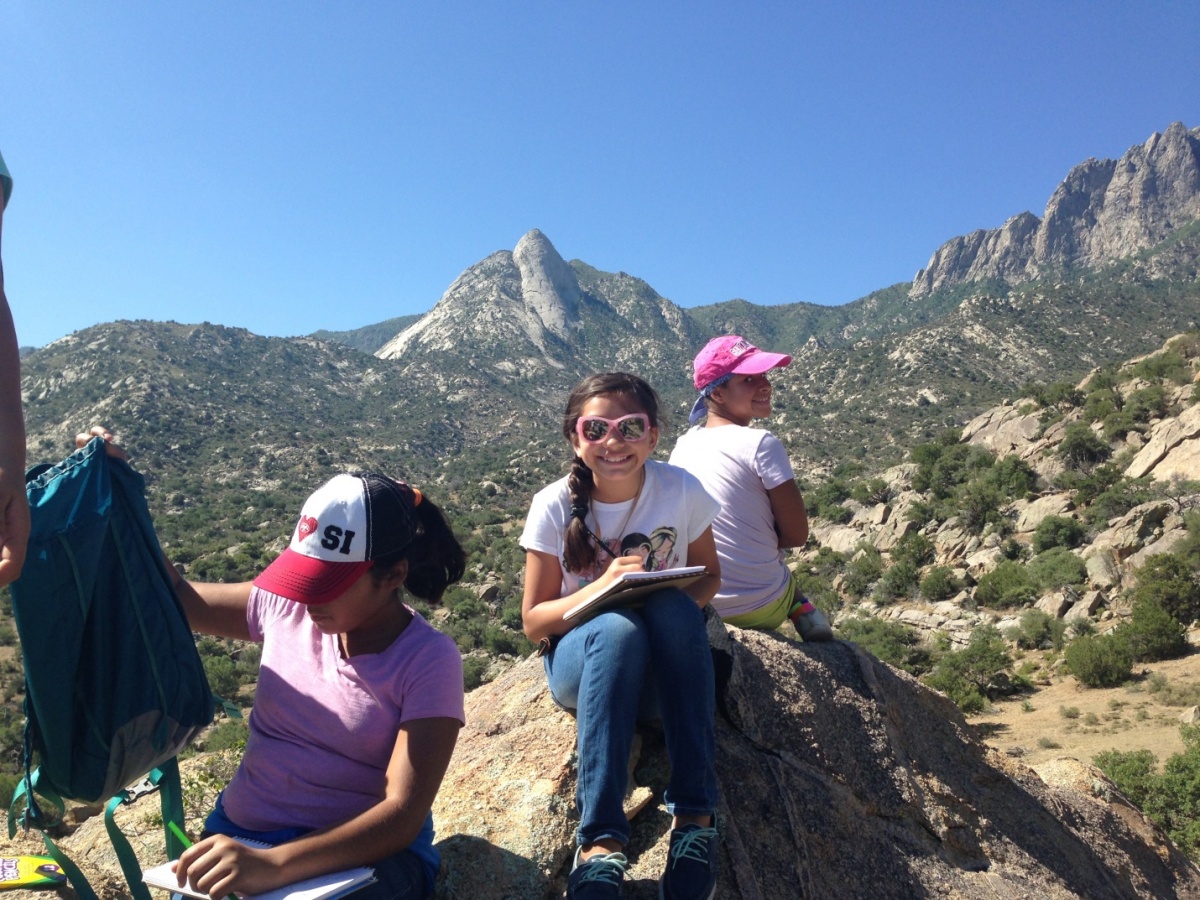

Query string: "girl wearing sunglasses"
[520, 372, 722, 900]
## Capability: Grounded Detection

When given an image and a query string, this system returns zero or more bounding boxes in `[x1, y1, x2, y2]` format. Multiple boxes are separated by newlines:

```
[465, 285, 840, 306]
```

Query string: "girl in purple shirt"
[80, 429, 467, 900]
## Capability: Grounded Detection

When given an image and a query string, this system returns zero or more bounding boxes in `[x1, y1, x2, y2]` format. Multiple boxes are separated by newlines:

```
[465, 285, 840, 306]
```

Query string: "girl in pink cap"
[669, 335, 833, 641]
[76, 428, 468, 900]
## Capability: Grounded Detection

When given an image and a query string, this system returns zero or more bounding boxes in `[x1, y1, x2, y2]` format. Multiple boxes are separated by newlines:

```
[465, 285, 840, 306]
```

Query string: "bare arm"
[767, 479, 809, 549]
[682, 526, 721, 608]
[169, 575, 253, 641]
[176, 716, 462, 897]
[0, 204, 30, 587]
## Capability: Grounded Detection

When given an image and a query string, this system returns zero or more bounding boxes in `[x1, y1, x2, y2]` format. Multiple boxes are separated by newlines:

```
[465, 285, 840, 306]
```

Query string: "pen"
[166, 822, 238, 900]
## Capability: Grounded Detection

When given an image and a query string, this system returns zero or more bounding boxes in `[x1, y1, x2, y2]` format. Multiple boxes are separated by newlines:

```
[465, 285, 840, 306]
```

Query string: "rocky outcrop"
[430, 630, 1200, 898]
[9, 633, 1199, 899]
[912, 122, 1200, 297]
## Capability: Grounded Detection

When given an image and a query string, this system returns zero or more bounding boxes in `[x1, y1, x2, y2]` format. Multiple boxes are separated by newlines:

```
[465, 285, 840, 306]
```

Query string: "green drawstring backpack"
[8, 437, 215, 900]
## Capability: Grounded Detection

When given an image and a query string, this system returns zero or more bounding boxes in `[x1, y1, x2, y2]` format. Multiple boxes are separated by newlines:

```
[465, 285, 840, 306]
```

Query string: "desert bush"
[1027, 547, 1088, 593]
[1059, 424, 1111, 471]
[842, 546, 884, 598]
[920, 566, 962, 602]
[1097, 725, 1200, 860]
[1130, 554, 1200, 626]
[974, 560, 1036, 608]
[1118, 597, 1189, 662]
[875, 560, 920, 603]
[462, 655, 490, 692]
[1102, 410, 1139, 442]
[923, 625, 1014, 713]
[850, 477, 892, 505]
[892, 532, 935, 569]
[1131, 350, 1192, 385]
[835, 616, 932, 676]
[1032, 515, 1086, 553]
[1064, 632, 1133, 688]
[988, 456, 1039, 499]
[1004, 608, 1067, 651]
[1127, 384, 1171, 423]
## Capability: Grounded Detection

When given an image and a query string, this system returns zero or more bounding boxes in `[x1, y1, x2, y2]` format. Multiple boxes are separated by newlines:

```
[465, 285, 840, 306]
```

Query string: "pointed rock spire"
[513, 229, 581, 338]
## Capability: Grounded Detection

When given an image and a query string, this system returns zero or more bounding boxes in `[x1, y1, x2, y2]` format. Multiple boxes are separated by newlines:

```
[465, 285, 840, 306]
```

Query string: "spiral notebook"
[563, 566, 707, 621]
[142, 837, 375, 900]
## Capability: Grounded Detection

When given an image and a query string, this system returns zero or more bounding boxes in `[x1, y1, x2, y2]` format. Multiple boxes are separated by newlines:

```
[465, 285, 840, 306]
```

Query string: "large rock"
[961, 404, 1043, 457]
[1125, 403, 1200, 479]
[433, 633, 1199, 898]
[1015, 493, 1075, 534]
[1090, 501, 1173, 560]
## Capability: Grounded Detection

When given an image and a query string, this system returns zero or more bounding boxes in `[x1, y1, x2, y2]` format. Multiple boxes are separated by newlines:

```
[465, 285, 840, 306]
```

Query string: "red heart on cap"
[297, 516, 318, 540]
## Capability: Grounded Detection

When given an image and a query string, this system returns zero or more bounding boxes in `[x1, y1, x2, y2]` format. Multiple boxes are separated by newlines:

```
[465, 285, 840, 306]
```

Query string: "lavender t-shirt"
[221, 587, 465, 833]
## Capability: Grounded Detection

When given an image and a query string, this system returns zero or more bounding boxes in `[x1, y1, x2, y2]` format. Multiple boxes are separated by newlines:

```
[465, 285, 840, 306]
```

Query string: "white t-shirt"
[520, 459, 719, 596]
[669, 425, 794, 618]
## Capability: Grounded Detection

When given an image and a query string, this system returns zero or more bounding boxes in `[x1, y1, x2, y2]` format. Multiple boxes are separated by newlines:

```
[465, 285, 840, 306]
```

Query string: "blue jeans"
[544, 588, 719, 848]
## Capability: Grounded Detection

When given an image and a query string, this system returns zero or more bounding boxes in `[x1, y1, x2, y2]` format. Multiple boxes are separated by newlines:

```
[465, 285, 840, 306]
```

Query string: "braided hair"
[560, 372, 661, 573]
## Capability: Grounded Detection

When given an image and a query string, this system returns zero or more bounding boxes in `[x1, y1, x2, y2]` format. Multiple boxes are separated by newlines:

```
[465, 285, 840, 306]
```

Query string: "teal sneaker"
[569, 847, 629, 899]
[659, 824, 718, 900]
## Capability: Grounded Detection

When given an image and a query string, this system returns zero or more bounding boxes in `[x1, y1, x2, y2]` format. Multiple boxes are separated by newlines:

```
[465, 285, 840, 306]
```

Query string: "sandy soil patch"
[973, 651, 1200, 770]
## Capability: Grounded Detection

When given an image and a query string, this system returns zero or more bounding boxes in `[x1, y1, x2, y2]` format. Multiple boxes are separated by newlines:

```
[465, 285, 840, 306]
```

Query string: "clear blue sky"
[2, 2, 1198, 348]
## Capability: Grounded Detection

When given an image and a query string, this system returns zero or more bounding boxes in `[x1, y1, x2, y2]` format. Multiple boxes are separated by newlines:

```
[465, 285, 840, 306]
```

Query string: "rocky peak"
[375, 231, 583, 374]
[512, 228, 582, 338]
[912, 122, 1200, 297]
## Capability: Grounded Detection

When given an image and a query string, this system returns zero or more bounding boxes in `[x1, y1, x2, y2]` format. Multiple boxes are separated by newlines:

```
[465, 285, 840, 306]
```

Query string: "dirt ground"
[972, 650, 1200, 770]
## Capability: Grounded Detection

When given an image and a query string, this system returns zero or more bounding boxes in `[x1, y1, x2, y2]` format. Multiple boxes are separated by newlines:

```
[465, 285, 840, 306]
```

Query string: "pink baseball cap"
[692, 335, 792, 390]
[253, 472, 421, 605]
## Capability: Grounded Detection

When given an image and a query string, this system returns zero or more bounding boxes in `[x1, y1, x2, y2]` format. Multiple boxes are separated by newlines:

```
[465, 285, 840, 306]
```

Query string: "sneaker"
[793, 607, 833, 642]
[659, 824, 718, 900]
[569, 847, 629, 899]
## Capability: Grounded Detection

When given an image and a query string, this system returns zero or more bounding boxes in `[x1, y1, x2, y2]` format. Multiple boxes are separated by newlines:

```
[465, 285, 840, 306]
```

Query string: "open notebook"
[142, 837, 375, 900]
[562, 566, 707, 621]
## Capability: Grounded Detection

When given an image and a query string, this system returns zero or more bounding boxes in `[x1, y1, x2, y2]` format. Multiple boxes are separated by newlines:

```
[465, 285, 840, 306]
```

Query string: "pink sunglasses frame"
[575, 413, 652, 444]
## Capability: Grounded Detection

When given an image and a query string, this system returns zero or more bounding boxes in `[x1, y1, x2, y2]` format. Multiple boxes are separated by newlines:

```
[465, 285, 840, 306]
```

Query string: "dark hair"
[560, 372, 661, 573]
[370, 491, 466, 603]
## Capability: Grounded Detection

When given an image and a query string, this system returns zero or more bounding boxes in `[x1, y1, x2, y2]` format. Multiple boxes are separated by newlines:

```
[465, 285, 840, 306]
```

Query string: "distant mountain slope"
[310, 315, 421, 354]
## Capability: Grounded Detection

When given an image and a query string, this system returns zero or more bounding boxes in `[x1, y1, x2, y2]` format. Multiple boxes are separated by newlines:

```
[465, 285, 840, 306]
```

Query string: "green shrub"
[836, 616, 932, 676]
[1005, 609, 1067, 651]
[1127, 384, 1170, 423]
[462, 656, 490, 692]
[974, 561, 1036, 608]
[1130, 554, 1200, 626]
[1084, 388, 1120, 423]
[957, 480, 1004, 534]
[1064, 633, 1133, 687]
[920, 566, 961, 602]
[1032, 515, 1086, 553]
[850, 477, 892, 505]
[808, 479, 851, 520]
[988, 456, 1038, 499]
[1097, 725, 1200, 860]
[842, 546, 884, 598]
[892, 532, 935, 569]
[1119, 597, 1189, 662]
[1102, 410, 1138, 442]
[923, 625, 1014, 713]
[1059, 424, 1111, 471]
[875, 561, 920, 603]
[1132, 350, 1192, 385]
[1027, 547, 1088, 593]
